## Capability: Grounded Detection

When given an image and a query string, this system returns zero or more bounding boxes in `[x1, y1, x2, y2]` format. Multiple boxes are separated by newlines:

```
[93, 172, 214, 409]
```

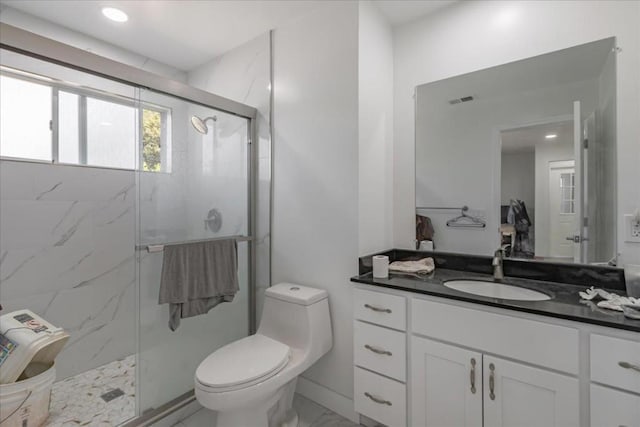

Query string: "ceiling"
[0, 0, 325, 71]
[501, 120, 574, 153]
[374, 1, 457, 26]
[0, 0, 458, 72]
[418, 37, 614, 107]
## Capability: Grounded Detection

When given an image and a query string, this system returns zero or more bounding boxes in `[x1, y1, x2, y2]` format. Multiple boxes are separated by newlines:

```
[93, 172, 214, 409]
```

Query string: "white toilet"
[194, 283, 332, 427]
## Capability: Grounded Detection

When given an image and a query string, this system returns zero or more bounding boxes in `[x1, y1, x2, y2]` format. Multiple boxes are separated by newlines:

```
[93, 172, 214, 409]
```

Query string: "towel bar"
[136, 235, 253, 253]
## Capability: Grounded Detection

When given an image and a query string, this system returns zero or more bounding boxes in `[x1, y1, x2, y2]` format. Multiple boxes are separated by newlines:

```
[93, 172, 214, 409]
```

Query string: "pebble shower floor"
[46, 355, 135, 426]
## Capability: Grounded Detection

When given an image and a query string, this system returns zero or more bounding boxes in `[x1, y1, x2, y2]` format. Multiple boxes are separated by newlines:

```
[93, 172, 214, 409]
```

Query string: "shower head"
[190, 115, 217, 134]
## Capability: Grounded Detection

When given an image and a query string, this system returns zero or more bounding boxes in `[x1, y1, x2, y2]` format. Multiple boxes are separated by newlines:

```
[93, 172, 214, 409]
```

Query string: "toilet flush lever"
[364, 304, 391, 313]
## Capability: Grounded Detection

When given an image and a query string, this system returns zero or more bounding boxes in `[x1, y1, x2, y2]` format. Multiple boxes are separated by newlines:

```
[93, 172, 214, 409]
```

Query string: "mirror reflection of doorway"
[548, 161, 576, 261]
[500, 119, 575, 260]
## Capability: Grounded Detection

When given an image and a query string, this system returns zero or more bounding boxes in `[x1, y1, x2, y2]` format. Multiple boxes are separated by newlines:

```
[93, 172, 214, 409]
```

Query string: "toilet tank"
[258, 283, 332, 361]
[264, 283, 327, 305]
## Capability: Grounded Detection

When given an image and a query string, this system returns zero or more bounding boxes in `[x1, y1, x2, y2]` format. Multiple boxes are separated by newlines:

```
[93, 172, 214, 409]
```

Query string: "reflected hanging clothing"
[416, 215, 435, 249]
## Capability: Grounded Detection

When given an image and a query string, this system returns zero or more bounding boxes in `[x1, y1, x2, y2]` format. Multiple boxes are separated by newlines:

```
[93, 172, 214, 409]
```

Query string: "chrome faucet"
[492, 247, 505, 280]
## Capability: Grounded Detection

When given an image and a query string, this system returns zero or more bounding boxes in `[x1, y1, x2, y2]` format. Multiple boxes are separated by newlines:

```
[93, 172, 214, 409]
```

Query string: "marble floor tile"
[46, 355, 135, 426]
[294, 395, 358, 427]
[171, 393, 358, 427]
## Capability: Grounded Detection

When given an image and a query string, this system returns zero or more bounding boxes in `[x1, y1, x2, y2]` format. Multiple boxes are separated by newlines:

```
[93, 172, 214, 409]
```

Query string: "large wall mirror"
[415, 38, 617, 265]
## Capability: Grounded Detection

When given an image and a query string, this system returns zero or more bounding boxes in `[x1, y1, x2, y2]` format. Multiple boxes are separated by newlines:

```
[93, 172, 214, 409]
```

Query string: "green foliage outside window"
[142, 109, 161, 171]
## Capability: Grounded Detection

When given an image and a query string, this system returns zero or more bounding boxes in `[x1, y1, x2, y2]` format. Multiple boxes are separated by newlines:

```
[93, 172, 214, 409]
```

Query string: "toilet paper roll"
[419, 240, 434, 251]
[372, 255, 389, 278]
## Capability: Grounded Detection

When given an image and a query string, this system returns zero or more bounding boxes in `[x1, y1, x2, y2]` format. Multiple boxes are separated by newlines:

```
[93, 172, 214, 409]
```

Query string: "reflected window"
[86, 97, 137, 169]
[559, 172, 575, 214]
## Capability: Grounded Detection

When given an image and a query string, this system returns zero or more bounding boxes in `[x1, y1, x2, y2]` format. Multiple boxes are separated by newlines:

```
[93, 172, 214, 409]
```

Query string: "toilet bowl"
[195, 283, 332, 427]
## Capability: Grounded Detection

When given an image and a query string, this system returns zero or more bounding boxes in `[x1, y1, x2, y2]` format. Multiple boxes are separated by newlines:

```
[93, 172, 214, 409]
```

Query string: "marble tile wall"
[0, 160, 136, 379]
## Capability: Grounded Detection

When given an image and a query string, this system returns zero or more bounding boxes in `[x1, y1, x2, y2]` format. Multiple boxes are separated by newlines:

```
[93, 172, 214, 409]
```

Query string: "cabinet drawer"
[412, 298, 579, 374]
[354, 288, 406, 330]
[354, 367, 406, 427]
[591, 334, 640, 394]
[590, 384, 640, 427]
[354, 320, 406, 382]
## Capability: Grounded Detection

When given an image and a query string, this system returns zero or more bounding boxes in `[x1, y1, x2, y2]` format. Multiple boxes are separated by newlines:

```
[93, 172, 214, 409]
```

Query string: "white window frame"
[0, 68, 171, 172]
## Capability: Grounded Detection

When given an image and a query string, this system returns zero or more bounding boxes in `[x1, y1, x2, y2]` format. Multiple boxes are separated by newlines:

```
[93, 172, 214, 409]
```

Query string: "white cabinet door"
[411, 336, 482, 427]
[483, 355, 579, 427]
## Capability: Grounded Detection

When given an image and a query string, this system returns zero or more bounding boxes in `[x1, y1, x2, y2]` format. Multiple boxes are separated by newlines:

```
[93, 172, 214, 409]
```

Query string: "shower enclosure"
[0, 23, 259, 425]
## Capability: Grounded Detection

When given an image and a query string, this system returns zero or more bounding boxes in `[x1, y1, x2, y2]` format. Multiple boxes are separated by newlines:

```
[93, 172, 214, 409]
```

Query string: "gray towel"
[158, 239, 239, 331]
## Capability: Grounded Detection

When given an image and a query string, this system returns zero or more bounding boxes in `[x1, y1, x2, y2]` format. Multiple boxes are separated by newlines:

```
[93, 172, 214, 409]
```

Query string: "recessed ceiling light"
[545, 134, 557, 139]
[102, 7, 128, 23]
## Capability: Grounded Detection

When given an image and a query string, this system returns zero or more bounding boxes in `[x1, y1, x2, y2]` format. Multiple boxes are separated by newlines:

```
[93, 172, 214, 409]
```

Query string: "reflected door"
[548, 161, 576, 259]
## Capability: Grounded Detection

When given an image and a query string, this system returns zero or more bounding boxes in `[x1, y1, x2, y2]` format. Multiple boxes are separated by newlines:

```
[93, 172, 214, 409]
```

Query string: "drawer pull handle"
[618, 361, 640, 373]
[470, 358, 476, 394]
[364, 392, 392, 406]
[364, 304, 391, 313]
[489, 363, 496, 400]
[364, 344, 392, 356]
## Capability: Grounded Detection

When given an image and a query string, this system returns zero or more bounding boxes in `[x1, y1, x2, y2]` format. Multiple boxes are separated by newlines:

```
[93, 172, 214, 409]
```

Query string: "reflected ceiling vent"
[449, 95, 475, 105]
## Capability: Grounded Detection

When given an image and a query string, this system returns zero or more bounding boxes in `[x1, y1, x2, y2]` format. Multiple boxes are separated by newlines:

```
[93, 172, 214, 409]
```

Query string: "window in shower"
[0, 68, 171, 172]
[0, 74, 52, 161]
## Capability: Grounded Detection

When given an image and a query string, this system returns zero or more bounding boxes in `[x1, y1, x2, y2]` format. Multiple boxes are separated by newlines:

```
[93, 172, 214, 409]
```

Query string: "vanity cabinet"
[589, 334, 640, 427]
[482, 355, 578, 427]
[411, 337, 482, 427]
[411, 337, 578, 427]
[590, 384, 640, 427]
[353, 288, 407, 427]
[352, 285, 638, 427]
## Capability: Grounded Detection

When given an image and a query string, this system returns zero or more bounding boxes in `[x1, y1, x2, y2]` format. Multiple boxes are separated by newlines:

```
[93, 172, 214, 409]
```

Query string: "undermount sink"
[444, 280, 552, 301]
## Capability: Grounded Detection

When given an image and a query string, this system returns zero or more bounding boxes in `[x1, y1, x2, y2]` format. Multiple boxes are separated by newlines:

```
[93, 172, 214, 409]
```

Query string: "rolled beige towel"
[389, 257, 435, 275]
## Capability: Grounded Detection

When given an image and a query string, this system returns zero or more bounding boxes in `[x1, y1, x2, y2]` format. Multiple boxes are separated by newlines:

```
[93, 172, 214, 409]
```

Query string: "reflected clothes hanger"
[446, 206, 486, 228]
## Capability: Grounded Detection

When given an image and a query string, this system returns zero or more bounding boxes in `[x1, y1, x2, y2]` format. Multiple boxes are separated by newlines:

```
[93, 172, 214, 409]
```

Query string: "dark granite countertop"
[351, 250, 640, 333]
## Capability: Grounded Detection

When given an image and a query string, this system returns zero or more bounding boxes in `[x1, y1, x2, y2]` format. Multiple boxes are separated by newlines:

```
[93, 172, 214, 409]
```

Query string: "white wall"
[501, 151, 535, 214]
[358, 0, 394, 255]
[534, 136, 574, 257]
[272, 0, 359, 410]
[394, 0, 640, 265]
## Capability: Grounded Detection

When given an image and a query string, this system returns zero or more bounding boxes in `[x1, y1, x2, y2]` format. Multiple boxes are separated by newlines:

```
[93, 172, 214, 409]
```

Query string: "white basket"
[0, 363, 55, 427]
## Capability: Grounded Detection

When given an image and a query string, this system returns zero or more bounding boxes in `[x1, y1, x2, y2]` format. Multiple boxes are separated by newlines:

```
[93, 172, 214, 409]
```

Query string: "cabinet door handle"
[618, 361, 640, 373]
[489, 363, 496, 400]
[364, 303, 392, 313]
[364, 392, 392, 406]
[364, 344, 392, 356]
[470, 358, 476, 394]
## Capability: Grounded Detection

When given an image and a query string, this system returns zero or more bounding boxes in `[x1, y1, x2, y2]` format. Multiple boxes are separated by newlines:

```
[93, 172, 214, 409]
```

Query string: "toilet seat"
[195, 334, 290, 392]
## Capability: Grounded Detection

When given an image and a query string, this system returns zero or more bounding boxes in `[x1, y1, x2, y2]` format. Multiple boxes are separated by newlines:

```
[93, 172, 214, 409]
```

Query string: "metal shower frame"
[0, 22, 260, 425]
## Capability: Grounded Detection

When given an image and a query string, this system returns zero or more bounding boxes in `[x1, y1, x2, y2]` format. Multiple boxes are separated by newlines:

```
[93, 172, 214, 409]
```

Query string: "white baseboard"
[295, 376, 359, 423]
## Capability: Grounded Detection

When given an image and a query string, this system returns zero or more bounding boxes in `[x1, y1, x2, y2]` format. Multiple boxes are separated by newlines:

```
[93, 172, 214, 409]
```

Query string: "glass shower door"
[136, 88, 251, 413]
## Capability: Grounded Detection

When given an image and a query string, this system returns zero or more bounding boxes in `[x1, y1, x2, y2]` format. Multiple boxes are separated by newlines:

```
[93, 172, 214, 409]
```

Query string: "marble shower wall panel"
[187, 32, 271, 320]
[0, 160, 135, 379]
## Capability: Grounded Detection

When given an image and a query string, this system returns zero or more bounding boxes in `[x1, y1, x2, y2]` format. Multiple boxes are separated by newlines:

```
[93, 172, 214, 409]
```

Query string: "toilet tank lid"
[265, 283, 328, 305]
